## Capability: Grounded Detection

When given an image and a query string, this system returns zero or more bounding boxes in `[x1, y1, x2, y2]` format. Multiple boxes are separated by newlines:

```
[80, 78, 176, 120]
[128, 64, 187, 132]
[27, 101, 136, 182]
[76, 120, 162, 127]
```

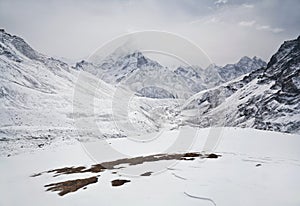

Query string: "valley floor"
[0, 127, 300, 206]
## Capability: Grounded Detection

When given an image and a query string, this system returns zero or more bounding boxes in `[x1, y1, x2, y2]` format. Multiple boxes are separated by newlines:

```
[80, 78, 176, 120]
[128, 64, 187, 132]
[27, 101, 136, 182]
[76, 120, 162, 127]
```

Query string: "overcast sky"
[0, 0, 299, 65]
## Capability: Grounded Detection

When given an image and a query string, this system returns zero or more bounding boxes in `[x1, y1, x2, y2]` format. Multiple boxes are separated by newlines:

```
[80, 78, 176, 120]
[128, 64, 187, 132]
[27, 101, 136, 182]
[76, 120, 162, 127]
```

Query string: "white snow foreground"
[0, 127, 299, 206]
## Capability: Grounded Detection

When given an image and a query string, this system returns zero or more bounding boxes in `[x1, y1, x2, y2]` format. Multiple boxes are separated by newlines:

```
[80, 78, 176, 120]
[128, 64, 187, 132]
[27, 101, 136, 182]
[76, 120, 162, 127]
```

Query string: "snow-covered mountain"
[174, 56, 266, 92]
[182, 36, 300, 134]
[1, 28, 298, 157]
[76, 51, 195, 99]
[0, 29, 93, 153]
[76, 48, 266, 99]
[219, 56, 266, 81]
[0, 29, 166, 155]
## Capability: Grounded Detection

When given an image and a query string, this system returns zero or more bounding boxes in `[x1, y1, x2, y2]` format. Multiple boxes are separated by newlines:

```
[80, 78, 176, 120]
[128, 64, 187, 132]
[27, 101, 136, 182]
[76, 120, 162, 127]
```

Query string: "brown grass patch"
[34, 152, 221, 196]
[37, 152, 219, 177]
[45, 176, 98, 196]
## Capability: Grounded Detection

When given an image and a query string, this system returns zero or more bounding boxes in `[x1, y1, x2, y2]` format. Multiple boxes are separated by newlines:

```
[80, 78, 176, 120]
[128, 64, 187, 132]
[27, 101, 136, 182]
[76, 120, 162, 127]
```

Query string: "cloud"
[238, 20, 284, 33]
[238, 20, 256, 27]
[0, 0, 298, 66]
[256, 25, 284, 33]
[238, 21, 284, 33]
[190, 17, 220, 25]
[214, 0, 228, 5]
[242, 4, 254, 9]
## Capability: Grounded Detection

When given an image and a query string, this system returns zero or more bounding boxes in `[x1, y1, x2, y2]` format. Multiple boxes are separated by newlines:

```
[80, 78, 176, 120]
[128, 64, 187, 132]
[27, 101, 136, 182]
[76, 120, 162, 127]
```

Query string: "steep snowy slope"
[182, 36, 300, 134]
[0, 29, 170, 156]
[0, 30, 95, 154]
[0, 29, 77, 135]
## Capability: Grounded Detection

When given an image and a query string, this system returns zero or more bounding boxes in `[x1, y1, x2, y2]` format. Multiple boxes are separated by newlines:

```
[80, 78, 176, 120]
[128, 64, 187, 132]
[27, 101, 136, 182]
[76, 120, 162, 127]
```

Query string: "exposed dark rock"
[111, 179, 130, 187]
[206, 153, 220, 159]
[140, 172, 153, 176]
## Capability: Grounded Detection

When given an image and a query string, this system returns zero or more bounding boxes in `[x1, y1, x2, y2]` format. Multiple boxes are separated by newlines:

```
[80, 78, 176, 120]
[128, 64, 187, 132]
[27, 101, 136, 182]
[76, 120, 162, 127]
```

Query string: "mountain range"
[75, 49, 266, 99]
[0, 28, 299, 155]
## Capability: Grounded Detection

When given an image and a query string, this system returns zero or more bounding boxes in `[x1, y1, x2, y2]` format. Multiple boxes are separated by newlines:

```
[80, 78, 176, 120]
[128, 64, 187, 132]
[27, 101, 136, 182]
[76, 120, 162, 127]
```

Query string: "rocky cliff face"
[182, 36, 300, 134]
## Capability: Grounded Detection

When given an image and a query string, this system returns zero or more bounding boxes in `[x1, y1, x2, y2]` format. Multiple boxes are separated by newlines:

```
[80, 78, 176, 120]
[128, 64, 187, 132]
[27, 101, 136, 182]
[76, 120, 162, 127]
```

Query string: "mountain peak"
[235, 56, 266, 66]
[124, 51, 144, 59]
[239, 56, 252, 62]
[266, 36, 300, 69]
[236, 55, 266, 66]
[206, 63, 218, 69]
